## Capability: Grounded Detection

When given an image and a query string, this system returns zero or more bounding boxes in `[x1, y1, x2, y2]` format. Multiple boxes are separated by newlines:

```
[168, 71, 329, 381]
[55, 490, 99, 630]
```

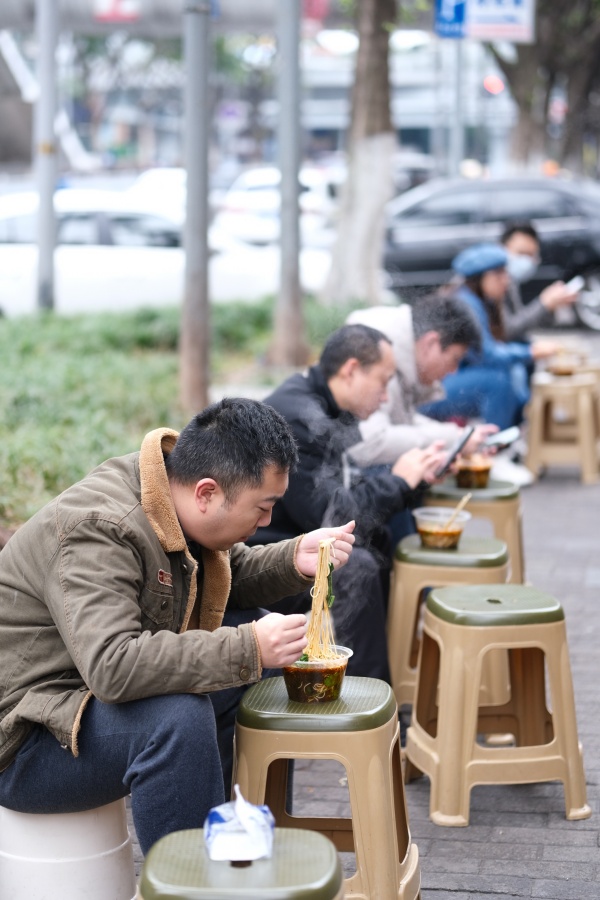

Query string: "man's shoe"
[491, 454, 535, 487]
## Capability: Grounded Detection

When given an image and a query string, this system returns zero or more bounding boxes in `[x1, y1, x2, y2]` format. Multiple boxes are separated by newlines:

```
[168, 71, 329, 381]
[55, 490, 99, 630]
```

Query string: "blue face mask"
[506, 252, 538, 283]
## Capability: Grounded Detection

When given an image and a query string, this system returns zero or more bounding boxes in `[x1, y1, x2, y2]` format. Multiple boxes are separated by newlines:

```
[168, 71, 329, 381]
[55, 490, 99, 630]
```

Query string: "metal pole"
[180, 1, 211, 413]
[35, 0, 58, 311]
[271, 0, 308, 366]
[449, 38, 465, 177]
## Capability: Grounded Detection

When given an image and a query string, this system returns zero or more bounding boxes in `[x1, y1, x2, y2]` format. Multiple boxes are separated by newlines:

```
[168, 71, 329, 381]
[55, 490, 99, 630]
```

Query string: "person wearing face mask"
[501, 222, 581, 341]
[418, 243, 559, 432]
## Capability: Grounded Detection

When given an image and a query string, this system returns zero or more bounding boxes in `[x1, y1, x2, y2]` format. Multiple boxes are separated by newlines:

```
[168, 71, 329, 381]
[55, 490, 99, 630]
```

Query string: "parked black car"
[382, 176, 600, 330]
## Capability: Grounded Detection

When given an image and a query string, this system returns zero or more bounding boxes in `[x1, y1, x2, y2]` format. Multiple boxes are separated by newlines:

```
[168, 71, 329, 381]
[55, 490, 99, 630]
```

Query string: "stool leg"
[544, 636, 592, 819]
[577, 388, 598, 483]
[429, 634, 477, 826]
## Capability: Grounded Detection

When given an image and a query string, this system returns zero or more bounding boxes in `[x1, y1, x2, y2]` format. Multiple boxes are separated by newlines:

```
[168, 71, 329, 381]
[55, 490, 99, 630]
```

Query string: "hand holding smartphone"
[434, 426, 475, 479]
[565, 275, 585, 293]
[483, 426, 521, 451]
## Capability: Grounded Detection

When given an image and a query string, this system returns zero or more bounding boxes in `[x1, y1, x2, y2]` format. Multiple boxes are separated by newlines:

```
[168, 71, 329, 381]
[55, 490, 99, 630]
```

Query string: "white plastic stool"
[0, 799, 136, 900]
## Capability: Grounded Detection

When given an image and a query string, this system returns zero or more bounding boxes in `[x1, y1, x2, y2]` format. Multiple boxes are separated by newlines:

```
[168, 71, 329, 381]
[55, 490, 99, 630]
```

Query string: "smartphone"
[565, 275, 585, 293]
[434, 426, 475, 479]
[483, 426, 521, 450]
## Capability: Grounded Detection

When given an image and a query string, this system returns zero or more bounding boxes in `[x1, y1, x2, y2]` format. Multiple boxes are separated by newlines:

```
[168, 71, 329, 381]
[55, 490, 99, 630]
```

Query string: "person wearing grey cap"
[419, 243, 558, 430]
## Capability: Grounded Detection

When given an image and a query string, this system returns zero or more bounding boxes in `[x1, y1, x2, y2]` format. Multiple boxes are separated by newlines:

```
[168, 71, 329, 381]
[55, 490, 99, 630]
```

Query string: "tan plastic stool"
[405, 584, 592, 827]
[525, 372, 599, 484]
[424, 478, 525, 583]
[138, 827, 345, 899]
[0, 799, 136, 900]
[233, 676, 420, 900]
[387, 536, 510, 709]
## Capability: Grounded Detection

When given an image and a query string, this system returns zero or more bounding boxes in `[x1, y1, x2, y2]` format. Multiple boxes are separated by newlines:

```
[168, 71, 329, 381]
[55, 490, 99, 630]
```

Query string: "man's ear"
[194, 478, 218, 513]
[337, 357, 360, 381]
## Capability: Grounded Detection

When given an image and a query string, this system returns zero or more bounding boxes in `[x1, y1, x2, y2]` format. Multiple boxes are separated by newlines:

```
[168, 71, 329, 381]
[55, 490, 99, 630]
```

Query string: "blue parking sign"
[435, 0, 467, 38]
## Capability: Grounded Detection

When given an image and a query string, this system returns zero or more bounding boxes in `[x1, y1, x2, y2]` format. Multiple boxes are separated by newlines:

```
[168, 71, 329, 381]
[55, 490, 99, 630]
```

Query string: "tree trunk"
[321, 0, 396, 306]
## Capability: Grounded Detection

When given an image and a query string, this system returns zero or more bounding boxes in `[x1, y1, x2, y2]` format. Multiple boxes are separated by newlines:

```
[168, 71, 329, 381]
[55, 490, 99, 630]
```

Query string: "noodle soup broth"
[283, 645, 353, 703]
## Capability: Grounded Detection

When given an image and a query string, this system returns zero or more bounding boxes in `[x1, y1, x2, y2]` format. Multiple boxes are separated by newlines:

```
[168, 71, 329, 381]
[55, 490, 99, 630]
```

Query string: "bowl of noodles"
[282, 537, 352, 703]
[283, 645, 353, 703]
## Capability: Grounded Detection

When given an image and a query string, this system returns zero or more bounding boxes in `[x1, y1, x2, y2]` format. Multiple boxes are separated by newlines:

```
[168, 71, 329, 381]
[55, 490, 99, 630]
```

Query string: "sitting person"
[345, 295, 496, 467]
[501, 221, 581, 341]
[248, 324, 446, 683]
[0, 398, 355, 856]
[419, 243, 558, 431]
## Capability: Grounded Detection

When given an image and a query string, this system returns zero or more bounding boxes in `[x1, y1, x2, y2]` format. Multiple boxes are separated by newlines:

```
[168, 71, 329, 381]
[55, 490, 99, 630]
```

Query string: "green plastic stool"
[405, 584, 592, 826]
[425, 478, 525, 582]
[234, 676, 421, 900]
[138, 828, 344, 900]
[388, 536, 510, 708]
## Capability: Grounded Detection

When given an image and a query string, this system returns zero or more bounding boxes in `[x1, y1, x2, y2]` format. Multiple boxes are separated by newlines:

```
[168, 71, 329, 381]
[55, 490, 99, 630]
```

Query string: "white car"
[0, 189, 331, 315]
[211, 164, 343, 246]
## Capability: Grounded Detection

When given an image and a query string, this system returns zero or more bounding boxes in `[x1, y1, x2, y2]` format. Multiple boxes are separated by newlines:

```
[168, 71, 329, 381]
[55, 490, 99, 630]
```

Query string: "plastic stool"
[387, 535, 510, 709]
[0, 798, 136, 900]
[405, 584, 592, 826]
[424, 478, 525, 583]
[138, 827, 344, 899]
[233, 676, 420, 900]
[525, 372, 599, 483]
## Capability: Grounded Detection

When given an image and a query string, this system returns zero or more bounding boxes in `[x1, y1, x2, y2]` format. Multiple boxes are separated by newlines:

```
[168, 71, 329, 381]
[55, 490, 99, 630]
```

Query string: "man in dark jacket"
[248, 324, 445, 682]
[0, 398, 355, 855]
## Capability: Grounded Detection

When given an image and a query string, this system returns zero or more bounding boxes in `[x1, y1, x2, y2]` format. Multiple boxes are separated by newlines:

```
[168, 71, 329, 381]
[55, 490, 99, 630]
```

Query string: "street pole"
[35, 0, 58, 311]
[449, 38, 465, 177]
[271, 0, 309, 366]
[180, 1, 211, 413]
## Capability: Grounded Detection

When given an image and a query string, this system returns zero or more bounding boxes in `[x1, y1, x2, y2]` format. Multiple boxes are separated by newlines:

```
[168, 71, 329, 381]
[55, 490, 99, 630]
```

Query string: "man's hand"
[392, 442, 447, 487]
[254, 612, 308, 667]
[463, 423, 498, 456]
[295, 521, 356, 577]
[531, 338, 562, 360]
[540, 281, 580, 312]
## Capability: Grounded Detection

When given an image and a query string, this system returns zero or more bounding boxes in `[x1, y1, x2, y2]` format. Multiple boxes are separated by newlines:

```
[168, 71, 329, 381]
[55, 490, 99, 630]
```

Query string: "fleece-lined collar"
[139, 427, 232, 633]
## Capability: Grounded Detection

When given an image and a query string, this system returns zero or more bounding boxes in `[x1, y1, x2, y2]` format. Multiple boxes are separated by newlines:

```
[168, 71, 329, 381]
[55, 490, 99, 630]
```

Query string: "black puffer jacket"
[250, 366, 422, 547]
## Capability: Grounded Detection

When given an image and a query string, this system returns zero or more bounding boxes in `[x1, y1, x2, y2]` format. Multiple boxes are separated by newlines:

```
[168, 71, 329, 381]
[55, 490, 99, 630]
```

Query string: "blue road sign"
[434, 0, 467, 39]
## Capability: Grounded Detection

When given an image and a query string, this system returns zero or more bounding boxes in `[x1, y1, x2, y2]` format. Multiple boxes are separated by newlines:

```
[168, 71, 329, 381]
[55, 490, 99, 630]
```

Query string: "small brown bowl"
[455, 456, 492, 489]
[412, 507, 471, 550]
[282, 645, 352, 703]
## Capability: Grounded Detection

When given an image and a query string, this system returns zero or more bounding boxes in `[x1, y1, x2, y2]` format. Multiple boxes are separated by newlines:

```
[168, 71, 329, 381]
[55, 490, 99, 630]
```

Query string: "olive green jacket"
[0, 428, 309, 771]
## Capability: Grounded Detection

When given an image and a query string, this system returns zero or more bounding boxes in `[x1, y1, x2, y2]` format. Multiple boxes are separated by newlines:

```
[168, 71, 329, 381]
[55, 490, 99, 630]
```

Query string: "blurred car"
[211, 164, 343, 247]
[382, 176, 600, 330]
[0, 189, 330, 316]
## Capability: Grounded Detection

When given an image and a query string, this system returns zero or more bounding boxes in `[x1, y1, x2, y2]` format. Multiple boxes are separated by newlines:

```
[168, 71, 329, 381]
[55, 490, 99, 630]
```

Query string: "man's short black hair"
[412, 294, 482, 354]
[319, 324, 391, 379]
[500, 221, 540, 245]
[166, 398, 298, 502]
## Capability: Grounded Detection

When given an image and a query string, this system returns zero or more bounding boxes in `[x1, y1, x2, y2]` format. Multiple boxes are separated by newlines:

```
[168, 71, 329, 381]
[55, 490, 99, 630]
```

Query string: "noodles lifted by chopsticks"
[302, 538, 338, 661]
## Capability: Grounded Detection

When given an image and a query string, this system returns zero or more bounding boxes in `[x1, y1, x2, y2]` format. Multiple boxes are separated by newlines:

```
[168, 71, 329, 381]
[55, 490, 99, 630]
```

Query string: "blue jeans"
[0, 609, 265, 856]
[419, 365, 528, 431]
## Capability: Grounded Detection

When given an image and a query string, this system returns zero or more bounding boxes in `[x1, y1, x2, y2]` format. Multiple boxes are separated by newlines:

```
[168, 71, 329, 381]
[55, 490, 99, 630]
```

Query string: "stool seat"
[0, 799, 136, 900]
[405, 584, 591, 826]
[139, 828, 344, 900]
[427, 584, 564, 626]
[237, 675, 397, 732]
[396, 535, 509, 568]
[428, 478, 520, 502]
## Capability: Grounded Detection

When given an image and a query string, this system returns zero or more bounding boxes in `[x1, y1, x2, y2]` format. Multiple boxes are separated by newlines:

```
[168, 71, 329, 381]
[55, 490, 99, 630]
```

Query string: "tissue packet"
[204, 784, 275, 861]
